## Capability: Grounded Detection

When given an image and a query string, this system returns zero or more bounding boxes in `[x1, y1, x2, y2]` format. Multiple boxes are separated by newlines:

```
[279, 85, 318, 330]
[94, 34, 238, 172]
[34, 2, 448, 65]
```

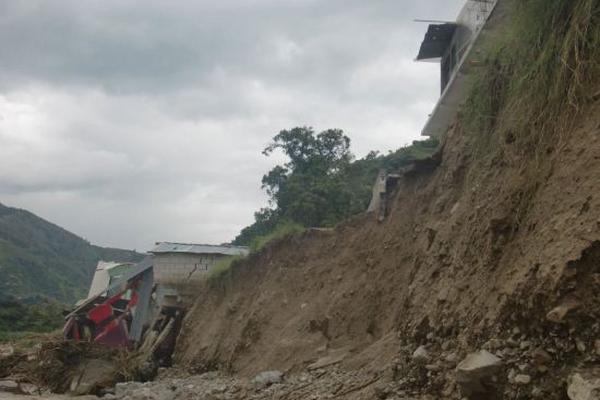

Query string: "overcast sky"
[0, 0, 463, 251]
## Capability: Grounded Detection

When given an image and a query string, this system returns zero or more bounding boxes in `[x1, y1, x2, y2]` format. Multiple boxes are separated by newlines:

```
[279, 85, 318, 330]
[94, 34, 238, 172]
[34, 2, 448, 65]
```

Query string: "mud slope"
[175, 0, 600, 397]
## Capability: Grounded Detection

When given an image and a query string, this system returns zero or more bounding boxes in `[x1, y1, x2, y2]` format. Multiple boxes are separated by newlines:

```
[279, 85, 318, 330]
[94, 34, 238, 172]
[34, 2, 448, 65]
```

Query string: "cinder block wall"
[153, 253, 225, 284]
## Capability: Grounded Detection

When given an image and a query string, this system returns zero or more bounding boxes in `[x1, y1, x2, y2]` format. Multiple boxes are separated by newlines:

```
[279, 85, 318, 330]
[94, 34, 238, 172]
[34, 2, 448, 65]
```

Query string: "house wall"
[440, 0, 498, 91]
[153, 253, 229, 284]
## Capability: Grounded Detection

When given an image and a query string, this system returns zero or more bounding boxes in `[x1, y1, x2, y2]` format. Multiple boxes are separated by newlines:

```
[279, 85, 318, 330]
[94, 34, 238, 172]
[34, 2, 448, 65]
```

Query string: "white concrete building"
[416, 0, 500, 137]
[150, 242, 249, 285]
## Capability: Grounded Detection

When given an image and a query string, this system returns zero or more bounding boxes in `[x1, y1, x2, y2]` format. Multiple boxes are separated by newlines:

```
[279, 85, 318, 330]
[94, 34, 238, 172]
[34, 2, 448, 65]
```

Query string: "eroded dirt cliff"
[172, 1, 600, 398]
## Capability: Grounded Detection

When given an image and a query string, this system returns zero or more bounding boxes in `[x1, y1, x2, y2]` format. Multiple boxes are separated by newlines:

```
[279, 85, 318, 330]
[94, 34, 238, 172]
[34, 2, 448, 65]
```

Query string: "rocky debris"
[567, 369, 600, 400]
[252, 370, 284, 387]
[455, 350, 503, 396]
[69, 358, 117, 395]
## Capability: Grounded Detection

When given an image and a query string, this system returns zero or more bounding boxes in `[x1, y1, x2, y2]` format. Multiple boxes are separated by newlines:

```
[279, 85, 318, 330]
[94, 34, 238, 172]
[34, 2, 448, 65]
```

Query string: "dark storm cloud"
[0, 0, 464, 250]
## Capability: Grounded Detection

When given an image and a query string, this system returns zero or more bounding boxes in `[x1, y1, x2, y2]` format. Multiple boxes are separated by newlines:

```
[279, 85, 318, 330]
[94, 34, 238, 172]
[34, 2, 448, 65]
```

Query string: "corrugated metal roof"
[151, 242, 249, 256]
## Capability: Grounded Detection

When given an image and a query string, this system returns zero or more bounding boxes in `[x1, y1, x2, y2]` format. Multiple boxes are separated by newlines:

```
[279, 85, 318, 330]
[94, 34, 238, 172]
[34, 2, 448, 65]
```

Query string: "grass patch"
[207, 255, 245, 281]
[249, 221, 305, 253]
[462, 0, 600, 152]
[207, 222, 305, 284]
[459, 0, 600, 231]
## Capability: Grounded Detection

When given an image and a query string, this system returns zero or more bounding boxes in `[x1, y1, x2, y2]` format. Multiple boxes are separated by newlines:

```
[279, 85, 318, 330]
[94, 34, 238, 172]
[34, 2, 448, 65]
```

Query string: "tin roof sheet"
[151, 242, 249, 256]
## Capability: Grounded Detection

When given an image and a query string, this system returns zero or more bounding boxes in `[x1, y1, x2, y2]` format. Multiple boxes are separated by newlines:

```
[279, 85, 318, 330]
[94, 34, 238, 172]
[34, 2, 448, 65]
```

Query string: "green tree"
[260, 127, 354, 227]
[232, 127, 438, 246]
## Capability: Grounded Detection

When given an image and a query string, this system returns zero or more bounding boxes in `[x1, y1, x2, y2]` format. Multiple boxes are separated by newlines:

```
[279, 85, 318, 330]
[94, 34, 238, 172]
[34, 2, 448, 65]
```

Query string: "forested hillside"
[0, 203, 143, 303]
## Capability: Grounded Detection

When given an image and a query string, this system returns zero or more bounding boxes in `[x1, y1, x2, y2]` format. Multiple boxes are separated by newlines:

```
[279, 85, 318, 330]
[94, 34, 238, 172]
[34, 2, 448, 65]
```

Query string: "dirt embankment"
[173, 2, 600, 399]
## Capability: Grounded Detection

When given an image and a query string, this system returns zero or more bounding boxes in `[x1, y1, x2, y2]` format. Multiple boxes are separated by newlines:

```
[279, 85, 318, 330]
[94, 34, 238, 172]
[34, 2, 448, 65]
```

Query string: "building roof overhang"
[418, 0, 501, 137]
[416, 23, 457, 61]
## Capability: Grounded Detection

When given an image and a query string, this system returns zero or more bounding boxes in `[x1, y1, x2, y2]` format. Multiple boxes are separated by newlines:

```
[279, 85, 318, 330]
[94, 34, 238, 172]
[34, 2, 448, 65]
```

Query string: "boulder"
[568, 369, 600, 400]
[69, 358, 117, 395]
[412, 345, 430, 365]
[252, 370, 284, 387]
[514, 374, 531, 385]
[456, 350, 503, 396]
[546, 299, 580, 323]
[19, 382, 39, 395]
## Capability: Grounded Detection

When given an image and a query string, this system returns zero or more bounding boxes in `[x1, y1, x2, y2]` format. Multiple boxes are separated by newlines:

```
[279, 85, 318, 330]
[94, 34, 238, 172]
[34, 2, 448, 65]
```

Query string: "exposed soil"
[172, 96, 600, 398]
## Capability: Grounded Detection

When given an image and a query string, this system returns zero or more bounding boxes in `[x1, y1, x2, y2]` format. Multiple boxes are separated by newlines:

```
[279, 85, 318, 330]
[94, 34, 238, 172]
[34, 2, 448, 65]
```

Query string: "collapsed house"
[64, 242, 249, 350]
[63, 258, 154, 347]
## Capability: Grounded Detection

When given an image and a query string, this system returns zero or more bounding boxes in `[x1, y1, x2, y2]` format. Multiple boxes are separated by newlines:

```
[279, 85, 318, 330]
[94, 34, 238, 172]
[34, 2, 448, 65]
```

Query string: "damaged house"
[64, 242, 248, 349]
[416, 0, 499, 137]
[150, 242, 249, 285]
[63, 257, 154, 347]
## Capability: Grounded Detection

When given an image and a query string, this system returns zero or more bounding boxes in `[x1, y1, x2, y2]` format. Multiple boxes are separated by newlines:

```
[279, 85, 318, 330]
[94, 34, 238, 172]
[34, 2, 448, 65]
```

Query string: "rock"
[486, 339, 503, 350]
[116, 381, 144, 397]
[252, 371, 284, 387]
[531, 386, 543, 398]
[69, 359, 117, 396]
[412, 345, 430, 364]
[520, 341, 532, 350]
[547, 299, 580, 323]
[425, 363, 442, 372]
[18, 383, 39, 395]
[567, 369, 600, 400]
[374, 382, 392, 399]
[307, 348, 348, 370]
[437, 287, 450, 303]
[514, 374, 532, 385]
[0, 380, 19, 393]
[576, 339, 587, 353]
[456, 350, 503, 396]
[531, 348, 553, 367]
[0, 344, 15, 358]
[445, 352, 459, 366]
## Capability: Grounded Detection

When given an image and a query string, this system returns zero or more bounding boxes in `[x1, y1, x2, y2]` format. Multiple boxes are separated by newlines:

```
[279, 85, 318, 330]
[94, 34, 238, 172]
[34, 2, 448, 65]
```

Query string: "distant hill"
[0, 202, 144, 303]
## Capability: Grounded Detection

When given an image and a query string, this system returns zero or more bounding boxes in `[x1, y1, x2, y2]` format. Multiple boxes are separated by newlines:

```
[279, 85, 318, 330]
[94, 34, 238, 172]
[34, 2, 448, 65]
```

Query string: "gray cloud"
[0, 0, 464, 250]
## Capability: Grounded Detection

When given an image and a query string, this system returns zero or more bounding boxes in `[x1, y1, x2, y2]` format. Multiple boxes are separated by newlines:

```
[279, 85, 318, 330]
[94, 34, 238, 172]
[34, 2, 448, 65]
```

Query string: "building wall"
[441, 0, 498, 91]
[153, 253, 230, 284]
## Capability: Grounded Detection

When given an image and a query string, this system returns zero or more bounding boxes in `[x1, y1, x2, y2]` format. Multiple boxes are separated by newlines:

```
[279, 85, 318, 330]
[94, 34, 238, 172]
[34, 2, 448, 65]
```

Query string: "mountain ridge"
[0, 202, 144, 303]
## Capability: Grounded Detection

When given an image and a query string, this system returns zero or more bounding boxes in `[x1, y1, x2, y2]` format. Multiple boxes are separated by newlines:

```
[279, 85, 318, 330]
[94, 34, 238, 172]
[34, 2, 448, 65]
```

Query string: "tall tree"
[260, 127, 354, 227]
